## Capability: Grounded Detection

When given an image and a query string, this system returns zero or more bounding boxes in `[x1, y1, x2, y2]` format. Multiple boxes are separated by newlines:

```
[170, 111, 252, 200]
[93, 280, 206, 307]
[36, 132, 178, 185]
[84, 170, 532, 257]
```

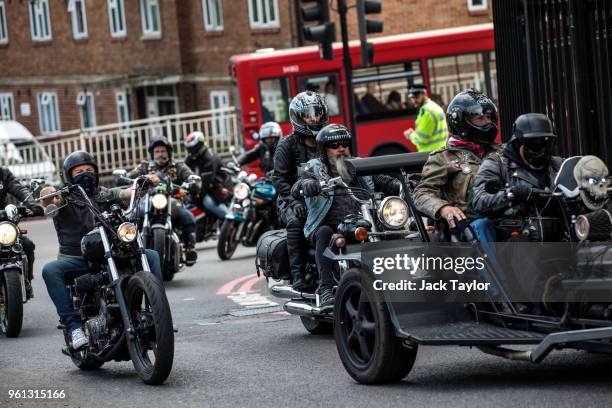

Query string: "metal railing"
[32, 107, 240, 183]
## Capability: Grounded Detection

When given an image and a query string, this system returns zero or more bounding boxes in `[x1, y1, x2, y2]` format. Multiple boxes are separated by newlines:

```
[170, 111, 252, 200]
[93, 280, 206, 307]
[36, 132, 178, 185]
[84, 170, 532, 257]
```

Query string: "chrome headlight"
[117, 222, 138, 243]
[233, 182, 251, 200]
[151, 193, 168, 210]
[4, 204, 18, 222]
[0, 222, 19, 246]
[377, 196, 409, 229]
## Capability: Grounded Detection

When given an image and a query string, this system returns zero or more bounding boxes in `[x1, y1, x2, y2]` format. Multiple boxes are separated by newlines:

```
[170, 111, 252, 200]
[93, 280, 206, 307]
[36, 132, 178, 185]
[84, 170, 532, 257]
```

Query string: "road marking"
[217, 273, 257, 295]
[236, 276, 263, 293]
[183, 297, 195, 301]
[219, 273, 281, 315]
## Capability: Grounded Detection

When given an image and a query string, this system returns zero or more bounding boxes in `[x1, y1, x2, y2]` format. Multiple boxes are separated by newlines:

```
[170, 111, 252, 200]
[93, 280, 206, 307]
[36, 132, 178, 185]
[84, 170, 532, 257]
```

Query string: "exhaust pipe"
[270, 285, 316, 300]
[284, 300, 333, 317]
[477, 346, 532, 361]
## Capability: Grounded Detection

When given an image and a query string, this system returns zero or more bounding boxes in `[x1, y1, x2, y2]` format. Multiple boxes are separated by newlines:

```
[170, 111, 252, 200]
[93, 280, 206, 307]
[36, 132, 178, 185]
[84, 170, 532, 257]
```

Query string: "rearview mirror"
[113, 169, 128, 178]
[29, 178, 45, 193]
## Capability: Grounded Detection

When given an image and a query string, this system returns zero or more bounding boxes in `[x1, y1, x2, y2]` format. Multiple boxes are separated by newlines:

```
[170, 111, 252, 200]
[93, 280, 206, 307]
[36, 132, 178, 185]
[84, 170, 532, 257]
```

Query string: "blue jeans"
[203, 194, 228, 219]
[42, 249, 162, 333]
[470, 218, 504, 297]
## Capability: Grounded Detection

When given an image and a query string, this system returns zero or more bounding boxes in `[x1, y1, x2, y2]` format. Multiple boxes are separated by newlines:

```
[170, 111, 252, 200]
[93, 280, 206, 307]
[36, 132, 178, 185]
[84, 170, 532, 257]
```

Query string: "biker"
[127, 136, 198, 265]
[413, 89, 502, 242]
[471, 113, 562, 232]
[237, 122, 282, 175]
[298, 124, 401, 306]
[184, 131, 229, 220]
[0, 166, 42, 297]
[273, 91, 327, 290]
[40, 151, 163, 350]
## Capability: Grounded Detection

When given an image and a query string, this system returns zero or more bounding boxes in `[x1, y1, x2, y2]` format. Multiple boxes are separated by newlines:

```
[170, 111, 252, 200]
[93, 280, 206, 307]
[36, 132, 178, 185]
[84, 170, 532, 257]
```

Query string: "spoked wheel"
[70, 349, 105, 371]
[217, 220, 240, 260]
[0, 270, 24, 338]
[334, 268, 417, 384]
[125, 271, 174, 385]
[300, 316, 333, 335]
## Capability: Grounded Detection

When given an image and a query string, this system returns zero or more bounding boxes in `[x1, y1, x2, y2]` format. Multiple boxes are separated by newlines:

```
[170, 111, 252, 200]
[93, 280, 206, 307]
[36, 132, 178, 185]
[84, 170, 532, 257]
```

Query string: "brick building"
[0, 0, 491, 137]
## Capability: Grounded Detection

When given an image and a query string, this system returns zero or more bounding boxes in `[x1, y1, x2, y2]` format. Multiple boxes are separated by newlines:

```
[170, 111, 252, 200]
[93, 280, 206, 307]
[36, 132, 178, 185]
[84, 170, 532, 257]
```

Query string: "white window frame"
[202, 0, 223, 32]
[68, 0, 88, 39]
[467, 0, 488, 12]
[115, 91, 131, 123]
[140, 0, 161, 37]
[29, 0, 52, 41]
[210, 90, 230, 139]
[77, 91, 96, 131]
[0, 0, 8, 44]
[108, 0, 126, 38]
[37, 92, 60, 135]
[248, 0, 279, 29]
[0, 92, 15, 120]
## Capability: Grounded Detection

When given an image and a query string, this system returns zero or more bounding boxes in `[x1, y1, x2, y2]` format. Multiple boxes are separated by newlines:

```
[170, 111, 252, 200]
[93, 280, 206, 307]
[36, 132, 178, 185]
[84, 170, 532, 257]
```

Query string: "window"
[29, 0, 52, 41]
[467, 0, 488, 12]
[352, 61, 424, 122]
[202, 0, 223, 32]
[258, 78, 290, 123]
[210, 90, 229, 138]
[0, 93, 15, 120]
[0, 0, 8, 44]
[296, 73, 342, 117]
[108, 0, 126, 37]
[77, 92, 96, 131]
[140, 0, 161, 37]
[116, 91, 131, 123]
[427, 51, 497, 109]
[37, 92, 60, 135]
[248, 0, 279, 29]
[69, 0, 88, 39]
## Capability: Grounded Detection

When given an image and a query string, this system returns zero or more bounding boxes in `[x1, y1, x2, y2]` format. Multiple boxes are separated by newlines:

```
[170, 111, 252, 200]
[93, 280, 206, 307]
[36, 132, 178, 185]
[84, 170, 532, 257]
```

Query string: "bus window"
[352, 62, 424, 122]
[259, 78, 291, 123]
[296, 73, 341, 117]
[427, 51, 498, 109]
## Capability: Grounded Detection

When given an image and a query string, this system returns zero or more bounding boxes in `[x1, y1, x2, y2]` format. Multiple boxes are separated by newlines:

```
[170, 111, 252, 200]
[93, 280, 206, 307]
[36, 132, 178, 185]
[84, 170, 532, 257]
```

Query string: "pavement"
[1, 219, 612, 408]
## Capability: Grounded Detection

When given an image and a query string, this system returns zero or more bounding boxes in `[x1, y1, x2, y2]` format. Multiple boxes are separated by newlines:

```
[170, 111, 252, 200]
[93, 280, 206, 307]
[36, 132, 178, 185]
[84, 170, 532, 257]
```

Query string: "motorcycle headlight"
[151, 193, 168, 210]
[234, 182, 251, 200]
[0, 222, 18, 246]
[377, 196, 409, 229]
[117, 222, 138, 243]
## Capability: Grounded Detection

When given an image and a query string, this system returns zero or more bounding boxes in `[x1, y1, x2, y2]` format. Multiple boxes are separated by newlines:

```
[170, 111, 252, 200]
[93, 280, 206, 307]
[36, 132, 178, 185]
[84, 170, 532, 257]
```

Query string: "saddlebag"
[256, 229, 290, 280]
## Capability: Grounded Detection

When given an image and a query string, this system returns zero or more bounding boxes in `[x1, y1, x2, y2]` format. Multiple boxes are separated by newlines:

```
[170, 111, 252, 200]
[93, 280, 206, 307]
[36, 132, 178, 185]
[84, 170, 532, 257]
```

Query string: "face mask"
[72, 171, 98, 195]
[467, 122, 498, 144]
[522, 145, 549, 169]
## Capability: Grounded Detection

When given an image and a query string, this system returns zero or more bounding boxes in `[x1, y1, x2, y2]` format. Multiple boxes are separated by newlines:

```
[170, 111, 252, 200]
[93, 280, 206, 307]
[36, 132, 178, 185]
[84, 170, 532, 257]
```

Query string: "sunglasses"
[327, 141, 350, 149]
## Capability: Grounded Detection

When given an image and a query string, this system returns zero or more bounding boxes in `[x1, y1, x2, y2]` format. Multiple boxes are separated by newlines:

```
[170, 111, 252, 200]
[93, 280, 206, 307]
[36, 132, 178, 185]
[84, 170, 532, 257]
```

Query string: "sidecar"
[331, 153, 612, 385]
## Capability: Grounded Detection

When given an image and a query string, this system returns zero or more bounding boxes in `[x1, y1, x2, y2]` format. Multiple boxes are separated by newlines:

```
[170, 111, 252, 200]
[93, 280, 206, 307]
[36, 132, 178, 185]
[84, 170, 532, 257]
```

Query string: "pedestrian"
[404, 84, 448, 152]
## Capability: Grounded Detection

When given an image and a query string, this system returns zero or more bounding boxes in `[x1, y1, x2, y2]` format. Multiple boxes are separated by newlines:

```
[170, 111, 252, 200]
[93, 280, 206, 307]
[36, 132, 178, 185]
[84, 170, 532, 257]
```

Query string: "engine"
[85, 314, 108, 349]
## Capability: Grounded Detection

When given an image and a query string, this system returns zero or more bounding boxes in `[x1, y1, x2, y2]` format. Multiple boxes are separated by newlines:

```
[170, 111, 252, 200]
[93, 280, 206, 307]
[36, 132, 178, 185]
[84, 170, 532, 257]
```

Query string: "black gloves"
[508, 184, 532, 203]
[25, 204, 44, 217]
[301, 179, 321, 197]
[292, 202, 307, 220]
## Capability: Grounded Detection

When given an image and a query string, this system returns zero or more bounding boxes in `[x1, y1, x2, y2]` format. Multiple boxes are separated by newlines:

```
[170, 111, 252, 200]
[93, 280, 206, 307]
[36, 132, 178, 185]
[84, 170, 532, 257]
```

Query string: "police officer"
[413, 89, 502, 241]
[299, 125, 401, 305]
[0, 166, 41, 296]
[404, 84, 448, 152]
[184, 131, 228, 220]
[237, 122, 282, 175]
[40, 151, 163, 350]
[273, 91, 327, 290]
[471, 113, 561, 226]
[127, 136, 198, 264]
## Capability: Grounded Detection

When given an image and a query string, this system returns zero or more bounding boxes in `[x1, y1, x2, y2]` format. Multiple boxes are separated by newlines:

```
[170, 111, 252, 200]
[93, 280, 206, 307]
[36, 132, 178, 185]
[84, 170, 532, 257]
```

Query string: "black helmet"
[316, 124, 352, 154]
[446, 89, 498, 144]
[289, 91, 329, 138]
[258, 122, 282, 139]
[63, 151, 99, 184]
[148, 136, 173, 160]
[511, 113, 557, 167]
[81, 229, 105, 264]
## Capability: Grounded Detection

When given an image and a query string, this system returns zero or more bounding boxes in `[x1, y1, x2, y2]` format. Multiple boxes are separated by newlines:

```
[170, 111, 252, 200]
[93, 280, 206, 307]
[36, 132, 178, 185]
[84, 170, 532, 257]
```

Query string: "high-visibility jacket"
[409, 99, 448, 152]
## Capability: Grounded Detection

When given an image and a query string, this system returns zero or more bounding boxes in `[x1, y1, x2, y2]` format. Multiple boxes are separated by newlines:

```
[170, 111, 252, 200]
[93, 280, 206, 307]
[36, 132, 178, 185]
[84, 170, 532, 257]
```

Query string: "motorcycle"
[330, 153, 612, 385]
[115, 170, 200, 282]
[217, 170, 277, 260]
[40, 177, 174, 385]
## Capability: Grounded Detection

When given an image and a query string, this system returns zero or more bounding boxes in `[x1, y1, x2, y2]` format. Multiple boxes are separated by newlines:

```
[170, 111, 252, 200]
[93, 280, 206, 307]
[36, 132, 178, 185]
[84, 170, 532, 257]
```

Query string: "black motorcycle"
[40, 178, 174, 385]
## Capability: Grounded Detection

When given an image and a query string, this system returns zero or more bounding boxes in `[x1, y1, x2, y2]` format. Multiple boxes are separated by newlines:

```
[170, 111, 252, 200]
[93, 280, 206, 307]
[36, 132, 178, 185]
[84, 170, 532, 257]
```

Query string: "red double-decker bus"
[229, 23, 496, 163]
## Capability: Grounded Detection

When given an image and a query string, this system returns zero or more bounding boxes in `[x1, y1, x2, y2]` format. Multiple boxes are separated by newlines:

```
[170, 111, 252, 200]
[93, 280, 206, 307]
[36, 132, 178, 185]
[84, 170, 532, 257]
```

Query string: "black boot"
[286, 219, 306, 291]
[316, 286, 334, 307]
[184, 232, 198, 266]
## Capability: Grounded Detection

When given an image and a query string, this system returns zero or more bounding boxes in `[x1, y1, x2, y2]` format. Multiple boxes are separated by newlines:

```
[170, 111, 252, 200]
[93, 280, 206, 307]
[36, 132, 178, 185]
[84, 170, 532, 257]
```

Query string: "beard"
[328, 152, 353, 183]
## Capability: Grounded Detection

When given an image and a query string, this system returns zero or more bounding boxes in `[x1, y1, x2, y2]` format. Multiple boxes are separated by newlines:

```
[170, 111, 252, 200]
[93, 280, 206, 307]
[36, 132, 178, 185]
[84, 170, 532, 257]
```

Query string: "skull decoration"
[573, 155, 610, 211]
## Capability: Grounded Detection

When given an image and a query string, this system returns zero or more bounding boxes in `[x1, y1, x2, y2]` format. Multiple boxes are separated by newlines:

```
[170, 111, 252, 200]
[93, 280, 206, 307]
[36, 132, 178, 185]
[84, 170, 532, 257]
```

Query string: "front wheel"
[0, 270, 24, 337]
[125, 271, 174, 385]
[334, 268, 417, 384]
[217, 220, 240, 260]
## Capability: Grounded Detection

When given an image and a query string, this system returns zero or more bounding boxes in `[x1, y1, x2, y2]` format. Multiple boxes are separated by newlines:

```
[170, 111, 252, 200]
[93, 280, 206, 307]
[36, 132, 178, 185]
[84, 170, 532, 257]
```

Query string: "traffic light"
[357, 0, 383, 66]
[300, 0, 336, 60]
